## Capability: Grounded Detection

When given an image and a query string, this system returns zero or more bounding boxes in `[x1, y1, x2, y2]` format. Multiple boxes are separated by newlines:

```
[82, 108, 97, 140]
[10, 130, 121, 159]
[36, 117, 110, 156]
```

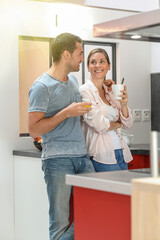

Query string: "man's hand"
[29, 102, 92, 138]
[104, 79, 115, 91]
[66, 102, 92, 117]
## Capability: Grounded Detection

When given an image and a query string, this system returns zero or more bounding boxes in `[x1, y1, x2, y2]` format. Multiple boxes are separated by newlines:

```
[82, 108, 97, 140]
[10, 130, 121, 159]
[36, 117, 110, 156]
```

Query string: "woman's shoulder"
[79, 80, 95, 92]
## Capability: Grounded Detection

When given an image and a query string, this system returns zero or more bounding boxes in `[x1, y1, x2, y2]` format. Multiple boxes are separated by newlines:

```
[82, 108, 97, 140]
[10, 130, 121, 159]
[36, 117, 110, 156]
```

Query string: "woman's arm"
[108, 121, 121, 131]
[80, 86, 121, 133]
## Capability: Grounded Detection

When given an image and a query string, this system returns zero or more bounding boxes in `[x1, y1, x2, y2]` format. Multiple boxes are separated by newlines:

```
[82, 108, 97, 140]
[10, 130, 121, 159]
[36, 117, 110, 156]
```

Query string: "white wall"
[151, 43, 160, 73]
[0, 0, 153, 239]
[119, 39, 151, 143]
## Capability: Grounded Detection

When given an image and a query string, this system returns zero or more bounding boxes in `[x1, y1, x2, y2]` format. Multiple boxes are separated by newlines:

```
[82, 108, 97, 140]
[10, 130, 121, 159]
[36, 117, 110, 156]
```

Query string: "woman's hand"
[119, 85, 129, 118]
[119, 84, 128, 106]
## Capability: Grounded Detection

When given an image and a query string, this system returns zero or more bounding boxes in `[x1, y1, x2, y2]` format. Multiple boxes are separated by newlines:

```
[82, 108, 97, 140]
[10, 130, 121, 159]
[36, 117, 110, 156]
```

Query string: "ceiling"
[93, 8, 160, 42]
[31, 0, 159, 12]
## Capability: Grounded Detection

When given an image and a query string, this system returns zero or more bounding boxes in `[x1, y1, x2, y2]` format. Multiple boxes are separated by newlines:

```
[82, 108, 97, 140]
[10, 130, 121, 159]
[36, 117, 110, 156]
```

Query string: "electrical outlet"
[142, 109, 150, 121]
[132, 109, 142, 122]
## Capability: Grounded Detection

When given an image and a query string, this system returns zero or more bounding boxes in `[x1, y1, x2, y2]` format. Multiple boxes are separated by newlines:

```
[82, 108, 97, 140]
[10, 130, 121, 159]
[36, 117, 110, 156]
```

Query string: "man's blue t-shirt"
[29, 72, 87, 160]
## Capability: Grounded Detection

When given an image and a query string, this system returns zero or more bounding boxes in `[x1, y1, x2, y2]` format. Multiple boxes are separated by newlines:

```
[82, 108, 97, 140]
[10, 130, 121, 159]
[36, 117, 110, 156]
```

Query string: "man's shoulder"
[29, 73, 52, 96]
[68, 74, 77, 82]
[37, 73, 55, 85]
[33, 73, 58, 89]
[68, 74, 79, 88]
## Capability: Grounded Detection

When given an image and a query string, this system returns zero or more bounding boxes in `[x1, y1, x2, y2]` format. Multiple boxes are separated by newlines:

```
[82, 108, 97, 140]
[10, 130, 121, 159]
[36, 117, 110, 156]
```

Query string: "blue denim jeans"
[42, 155, 94, 240]
[91, 149, 128, 172]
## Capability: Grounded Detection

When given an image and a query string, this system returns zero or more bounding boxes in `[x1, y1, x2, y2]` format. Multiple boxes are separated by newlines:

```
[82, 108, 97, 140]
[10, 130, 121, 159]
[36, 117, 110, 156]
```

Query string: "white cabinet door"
[14, 156, 49, 240]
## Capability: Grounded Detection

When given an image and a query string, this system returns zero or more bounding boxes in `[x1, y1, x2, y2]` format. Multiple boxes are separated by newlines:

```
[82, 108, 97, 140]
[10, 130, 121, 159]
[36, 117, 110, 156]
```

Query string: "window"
[82, 41, 116, 83]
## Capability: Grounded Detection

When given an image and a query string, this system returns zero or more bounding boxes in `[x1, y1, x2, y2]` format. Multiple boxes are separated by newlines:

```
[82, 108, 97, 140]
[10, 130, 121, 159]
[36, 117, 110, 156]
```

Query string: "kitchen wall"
[0, 0, 154, 239]
[151, 43, 160, 73]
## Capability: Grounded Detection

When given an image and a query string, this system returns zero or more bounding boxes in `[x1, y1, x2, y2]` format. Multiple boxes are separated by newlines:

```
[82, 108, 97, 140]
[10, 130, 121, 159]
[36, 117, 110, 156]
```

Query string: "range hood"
[93, 8, 160, 42]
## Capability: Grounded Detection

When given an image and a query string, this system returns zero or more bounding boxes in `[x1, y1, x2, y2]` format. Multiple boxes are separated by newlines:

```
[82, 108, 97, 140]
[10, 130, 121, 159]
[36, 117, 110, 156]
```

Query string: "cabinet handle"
[128, 163, 133, 167]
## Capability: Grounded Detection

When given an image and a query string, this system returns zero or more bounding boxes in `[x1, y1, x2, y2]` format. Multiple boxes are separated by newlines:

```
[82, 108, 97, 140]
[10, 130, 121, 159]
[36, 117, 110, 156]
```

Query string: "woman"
[79, 48, 133, 172]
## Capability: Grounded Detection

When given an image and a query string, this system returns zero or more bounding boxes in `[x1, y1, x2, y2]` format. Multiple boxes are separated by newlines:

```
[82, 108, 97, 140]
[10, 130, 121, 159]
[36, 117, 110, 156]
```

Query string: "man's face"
[68, 42, 84, 72]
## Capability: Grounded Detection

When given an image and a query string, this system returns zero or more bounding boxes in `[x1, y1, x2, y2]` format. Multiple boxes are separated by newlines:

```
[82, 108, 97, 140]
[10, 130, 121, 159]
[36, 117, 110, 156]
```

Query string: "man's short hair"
[51, 33, 82, 63]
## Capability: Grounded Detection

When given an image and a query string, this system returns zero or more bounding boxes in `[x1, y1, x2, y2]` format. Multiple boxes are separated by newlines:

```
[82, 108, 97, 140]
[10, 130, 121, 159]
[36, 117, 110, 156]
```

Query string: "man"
[28, 33, 95, 240]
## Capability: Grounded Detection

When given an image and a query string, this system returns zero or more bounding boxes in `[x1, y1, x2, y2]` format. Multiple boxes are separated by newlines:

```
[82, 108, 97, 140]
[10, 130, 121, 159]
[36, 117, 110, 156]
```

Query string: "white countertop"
[66, 170, 150, 196]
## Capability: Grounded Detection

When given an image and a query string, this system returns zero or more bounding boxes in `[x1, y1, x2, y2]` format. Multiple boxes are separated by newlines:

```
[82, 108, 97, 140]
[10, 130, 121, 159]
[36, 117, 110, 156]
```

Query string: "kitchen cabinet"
[74, 186, 131, 240]
[13, 155, 73, 240]
[13, 156, 49, 240]
[132, 177, 160, 240]
[128, 154, 150, 169]
[13, 144, 150, 239]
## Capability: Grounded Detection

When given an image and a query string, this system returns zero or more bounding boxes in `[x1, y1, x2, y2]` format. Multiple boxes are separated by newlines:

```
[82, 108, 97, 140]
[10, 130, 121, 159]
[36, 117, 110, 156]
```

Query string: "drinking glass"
[82, 100, 92, 120]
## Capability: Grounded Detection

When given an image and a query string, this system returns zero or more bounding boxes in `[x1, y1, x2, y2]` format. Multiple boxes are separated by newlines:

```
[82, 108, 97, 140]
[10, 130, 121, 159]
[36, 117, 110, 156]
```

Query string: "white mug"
[112, 84, 124, 100]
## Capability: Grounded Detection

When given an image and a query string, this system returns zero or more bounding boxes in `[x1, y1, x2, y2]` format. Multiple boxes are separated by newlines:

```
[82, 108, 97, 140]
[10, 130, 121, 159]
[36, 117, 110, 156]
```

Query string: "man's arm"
[28, 101, 92, 138]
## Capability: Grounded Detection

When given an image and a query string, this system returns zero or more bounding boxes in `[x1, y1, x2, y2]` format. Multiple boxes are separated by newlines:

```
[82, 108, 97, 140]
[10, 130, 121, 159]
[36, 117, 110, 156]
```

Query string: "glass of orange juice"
[82, 101, 92, 120]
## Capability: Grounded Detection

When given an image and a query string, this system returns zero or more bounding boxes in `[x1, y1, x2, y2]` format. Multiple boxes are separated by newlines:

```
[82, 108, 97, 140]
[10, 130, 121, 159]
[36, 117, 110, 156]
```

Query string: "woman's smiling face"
[87, 52, 110, 81]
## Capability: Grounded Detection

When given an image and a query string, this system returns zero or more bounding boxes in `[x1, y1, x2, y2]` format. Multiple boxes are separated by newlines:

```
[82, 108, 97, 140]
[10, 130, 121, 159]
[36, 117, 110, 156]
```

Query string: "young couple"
[28, 32, 133, 240]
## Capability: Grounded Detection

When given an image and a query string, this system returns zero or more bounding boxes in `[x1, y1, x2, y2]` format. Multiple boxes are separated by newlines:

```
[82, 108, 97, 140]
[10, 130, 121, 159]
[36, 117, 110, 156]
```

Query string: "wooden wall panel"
[19, 39, 50, 135]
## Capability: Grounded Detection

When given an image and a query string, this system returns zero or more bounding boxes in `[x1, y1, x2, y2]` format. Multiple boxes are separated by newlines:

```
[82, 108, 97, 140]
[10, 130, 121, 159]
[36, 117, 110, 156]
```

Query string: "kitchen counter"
[13, 144, 150, 158]
[13, 148, 41, 158]
[13, 143, 151, 196]
[13, 144, 152, 197]
[65, 168, 151, 240]
[66, 169, 151, 196]
[13, 144, 152, 240]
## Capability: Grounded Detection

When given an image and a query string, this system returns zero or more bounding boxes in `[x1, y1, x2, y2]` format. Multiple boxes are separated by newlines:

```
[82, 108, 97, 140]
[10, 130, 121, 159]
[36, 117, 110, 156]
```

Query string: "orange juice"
[82, 105, 91, 108]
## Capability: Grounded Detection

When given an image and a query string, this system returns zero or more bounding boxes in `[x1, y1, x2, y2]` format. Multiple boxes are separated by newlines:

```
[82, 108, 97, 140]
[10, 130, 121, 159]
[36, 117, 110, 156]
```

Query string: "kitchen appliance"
[93, 8, 160, 42]
[150, 73, 160, 177]
[122, 133, 134, 147]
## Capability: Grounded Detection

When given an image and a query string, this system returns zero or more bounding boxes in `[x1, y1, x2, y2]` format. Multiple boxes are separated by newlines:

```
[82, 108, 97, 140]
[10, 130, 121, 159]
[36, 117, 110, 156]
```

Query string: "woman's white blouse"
[105, 104, 122, 150]
[79, 79, 133, 164]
